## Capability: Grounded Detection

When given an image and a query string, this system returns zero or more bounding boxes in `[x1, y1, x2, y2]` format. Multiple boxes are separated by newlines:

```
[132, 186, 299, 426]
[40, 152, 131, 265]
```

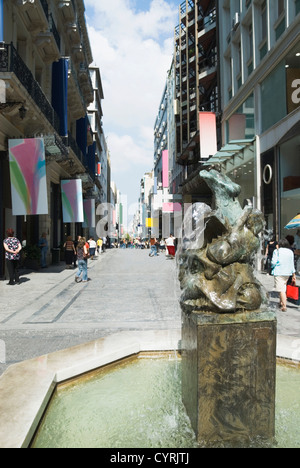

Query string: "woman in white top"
[271, 239, 296, 311]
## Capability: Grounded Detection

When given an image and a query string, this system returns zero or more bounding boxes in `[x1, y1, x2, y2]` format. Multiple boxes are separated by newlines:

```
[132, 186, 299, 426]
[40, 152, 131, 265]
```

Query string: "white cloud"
[108, 132, 153, 174]
[85, 0, 177, 203]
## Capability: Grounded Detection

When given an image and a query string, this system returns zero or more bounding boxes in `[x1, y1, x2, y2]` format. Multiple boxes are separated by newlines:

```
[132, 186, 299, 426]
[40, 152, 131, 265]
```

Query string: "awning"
[285, 214, 300, 230]
[204, 139, 255, 167]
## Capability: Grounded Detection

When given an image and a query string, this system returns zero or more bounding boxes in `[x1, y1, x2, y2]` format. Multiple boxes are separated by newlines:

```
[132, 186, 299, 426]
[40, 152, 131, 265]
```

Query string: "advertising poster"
[61, 179, 84, 223]
[83, 199, 96, 228]
[8, 138, 48, 216]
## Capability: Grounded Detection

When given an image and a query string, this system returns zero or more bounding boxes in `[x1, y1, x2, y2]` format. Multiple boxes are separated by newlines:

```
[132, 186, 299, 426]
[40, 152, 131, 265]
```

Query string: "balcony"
[0, 43, 60, 133]
[67, 58, 86, 119]
[35, 13, 60, 64]
[56, 0, 76, 23]
[15, 0, 49, 34]
[16, 1, 60, 63]
[78, 63, 94, 105]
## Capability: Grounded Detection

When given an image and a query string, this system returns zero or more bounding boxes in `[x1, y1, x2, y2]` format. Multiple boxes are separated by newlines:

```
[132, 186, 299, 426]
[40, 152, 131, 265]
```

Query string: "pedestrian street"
[1, 248, 300, 376]
[0, 249, 181, 375]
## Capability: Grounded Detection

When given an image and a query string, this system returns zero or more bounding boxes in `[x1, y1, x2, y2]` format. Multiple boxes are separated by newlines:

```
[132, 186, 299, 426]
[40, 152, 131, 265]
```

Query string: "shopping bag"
[286, 284, 300, 306]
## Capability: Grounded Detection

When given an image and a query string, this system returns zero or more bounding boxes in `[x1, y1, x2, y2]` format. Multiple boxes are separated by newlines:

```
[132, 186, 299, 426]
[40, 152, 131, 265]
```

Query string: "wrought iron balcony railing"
[0, 43, 60, 134]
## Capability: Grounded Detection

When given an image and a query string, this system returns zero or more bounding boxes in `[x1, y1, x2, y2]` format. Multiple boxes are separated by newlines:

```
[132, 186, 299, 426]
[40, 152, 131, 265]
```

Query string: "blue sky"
[84, 0, 178, 210]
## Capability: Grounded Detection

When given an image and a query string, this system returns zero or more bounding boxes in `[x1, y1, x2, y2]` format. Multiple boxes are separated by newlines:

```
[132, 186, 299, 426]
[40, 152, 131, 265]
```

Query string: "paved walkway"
[0, 249, 181, 375]
[0, 249, 299, 375]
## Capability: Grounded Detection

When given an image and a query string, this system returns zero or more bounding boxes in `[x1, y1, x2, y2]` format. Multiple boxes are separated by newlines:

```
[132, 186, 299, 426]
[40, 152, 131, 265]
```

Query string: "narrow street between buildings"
[0, 249, 181, 375]
[0, 249, 299, 376]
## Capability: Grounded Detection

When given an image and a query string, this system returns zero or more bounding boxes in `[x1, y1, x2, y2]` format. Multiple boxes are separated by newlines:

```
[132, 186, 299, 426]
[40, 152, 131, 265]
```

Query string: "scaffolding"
[174, 0, 219, 166]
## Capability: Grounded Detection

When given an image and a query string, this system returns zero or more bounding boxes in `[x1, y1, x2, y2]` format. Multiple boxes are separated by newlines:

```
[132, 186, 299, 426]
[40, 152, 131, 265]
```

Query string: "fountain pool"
[31, 355, 300, 449]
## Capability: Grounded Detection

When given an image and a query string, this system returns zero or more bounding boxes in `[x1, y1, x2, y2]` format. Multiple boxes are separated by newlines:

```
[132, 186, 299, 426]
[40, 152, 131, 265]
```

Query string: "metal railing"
[0, 43, 60, 134]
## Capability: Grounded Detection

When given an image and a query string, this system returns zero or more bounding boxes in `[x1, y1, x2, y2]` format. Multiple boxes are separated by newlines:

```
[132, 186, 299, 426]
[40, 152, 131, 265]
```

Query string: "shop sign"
[286, 68, 300, 113]
[263, 164, 273, 185]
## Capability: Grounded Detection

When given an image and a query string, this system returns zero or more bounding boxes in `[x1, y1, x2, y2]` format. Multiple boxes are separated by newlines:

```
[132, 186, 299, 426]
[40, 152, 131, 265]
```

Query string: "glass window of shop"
[261, 61, 287, 133]
[225, 94, 255, 206]
[226, 93, 255, 142]
[279, 134, 300, 239]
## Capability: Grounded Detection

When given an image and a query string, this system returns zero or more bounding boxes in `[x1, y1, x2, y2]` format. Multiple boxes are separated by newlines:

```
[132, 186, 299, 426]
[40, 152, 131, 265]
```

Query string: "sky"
[84, 0, 178, 209]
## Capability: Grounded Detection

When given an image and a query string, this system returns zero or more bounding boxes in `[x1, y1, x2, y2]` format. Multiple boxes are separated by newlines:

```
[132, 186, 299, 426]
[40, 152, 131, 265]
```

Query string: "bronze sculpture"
[178, 169, 267, 314]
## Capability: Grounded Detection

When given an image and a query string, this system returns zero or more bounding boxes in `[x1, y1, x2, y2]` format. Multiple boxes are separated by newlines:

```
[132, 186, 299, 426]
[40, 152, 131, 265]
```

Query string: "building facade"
[0, 0, 107, 278]
[217, 0, 300, 240]
[174, 0, 220, 203]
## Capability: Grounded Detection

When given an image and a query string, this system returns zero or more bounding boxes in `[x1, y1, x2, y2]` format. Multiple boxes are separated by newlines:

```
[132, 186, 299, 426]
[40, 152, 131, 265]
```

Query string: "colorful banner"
[162, 150, 169, 188]
[199, 112, 217, 160]
[146, 218, 159, 228]
[83, 199, 96, 228]
[162, 203, 182, 213]
[8, 138, 48, 216]
[228, 113, 246, 141]
[61, 179, 84, 223]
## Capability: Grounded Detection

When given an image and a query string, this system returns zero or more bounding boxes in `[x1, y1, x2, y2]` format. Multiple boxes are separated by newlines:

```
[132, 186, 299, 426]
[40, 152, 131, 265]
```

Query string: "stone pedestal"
[182, 310, 277, 446]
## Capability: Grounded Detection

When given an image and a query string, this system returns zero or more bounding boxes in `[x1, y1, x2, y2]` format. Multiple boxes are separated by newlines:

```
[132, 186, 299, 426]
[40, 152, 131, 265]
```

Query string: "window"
[261, 1, 267, 42]
[248, 24, 253, 61]
[278, 0, 285, 17]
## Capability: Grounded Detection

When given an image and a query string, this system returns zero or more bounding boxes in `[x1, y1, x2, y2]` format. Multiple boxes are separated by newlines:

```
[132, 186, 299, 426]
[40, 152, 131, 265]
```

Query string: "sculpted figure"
[178, 168, 267, 314]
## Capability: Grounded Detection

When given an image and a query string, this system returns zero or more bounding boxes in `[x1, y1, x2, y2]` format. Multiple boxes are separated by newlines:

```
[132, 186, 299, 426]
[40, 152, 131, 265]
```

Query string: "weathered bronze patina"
[178, 169, 267, 314]
[180, 168, 277, 445]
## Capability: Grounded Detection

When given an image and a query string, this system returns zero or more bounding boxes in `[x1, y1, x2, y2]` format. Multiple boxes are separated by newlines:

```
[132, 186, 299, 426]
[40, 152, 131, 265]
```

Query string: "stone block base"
[182, 310, 277, 445]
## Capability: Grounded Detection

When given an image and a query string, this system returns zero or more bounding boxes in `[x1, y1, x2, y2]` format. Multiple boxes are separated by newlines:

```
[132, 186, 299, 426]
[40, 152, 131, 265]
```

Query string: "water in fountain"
[31, 357, 300, 449]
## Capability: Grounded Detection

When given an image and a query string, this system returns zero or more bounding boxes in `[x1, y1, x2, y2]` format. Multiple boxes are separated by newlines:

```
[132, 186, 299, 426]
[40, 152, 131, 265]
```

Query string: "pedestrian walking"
[88, 237, 97, 260]
[165, 234, 176, 259]
[97, 237, 103, 254]
[3, 228, 22, 286]
[38, 232, 48, 268]
[271, 238, 296, 311]
[73, 236, 81, 268]
[64, 236, 76, 269]
[75, 237, 89, 283]
[265, 238, 278, 274]
[149, 237, 159, 257]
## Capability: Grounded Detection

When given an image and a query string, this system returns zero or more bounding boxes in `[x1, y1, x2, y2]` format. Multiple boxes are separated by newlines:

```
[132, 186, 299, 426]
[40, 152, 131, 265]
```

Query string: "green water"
[31, 358, 300, 449]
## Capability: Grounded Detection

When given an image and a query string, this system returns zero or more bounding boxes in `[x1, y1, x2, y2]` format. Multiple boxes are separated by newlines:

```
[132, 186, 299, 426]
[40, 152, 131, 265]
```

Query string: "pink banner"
[199, 112, 217, 160]
[8, 138, 48, 216]
[228, 114, 246, 141]
[162, 150, 169, 188]
[83, 199, 96, 228]
[61, 179, 84, 223]
[163, 203, 182, 213]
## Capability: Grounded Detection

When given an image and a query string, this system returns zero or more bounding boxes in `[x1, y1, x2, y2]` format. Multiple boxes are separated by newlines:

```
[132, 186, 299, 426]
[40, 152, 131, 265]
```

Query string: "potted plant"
[22, 245, 41, 270]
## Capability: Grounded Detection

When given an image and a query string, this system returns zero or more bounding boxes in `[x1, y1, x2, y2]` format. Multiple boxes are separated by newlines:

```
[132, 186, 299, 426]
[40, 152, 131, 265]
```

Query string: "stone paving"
[0, 249, 299, 375]
[0, 249, 181, 375]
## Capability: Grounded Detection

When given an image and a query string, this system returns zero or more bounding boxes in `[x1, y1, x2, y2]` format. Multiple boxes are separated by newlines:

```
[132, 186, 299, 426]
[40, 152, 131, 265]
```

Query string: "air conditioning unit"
[232, 12, 240, 31]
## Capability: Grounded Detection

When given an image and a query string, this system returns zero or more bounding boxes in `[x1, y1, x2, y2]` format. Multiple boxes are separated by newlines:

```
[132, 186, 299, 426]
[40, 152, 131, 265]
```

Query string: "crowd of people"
[3, 226, 299, 312]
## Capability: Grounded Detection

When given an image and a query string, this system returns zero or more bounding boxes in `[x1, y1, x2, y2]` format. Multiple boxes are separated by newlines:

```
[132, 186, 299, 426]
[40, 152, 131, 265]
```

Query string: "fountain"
[1, 168, 299, 449]
[178, 168, 277, 446]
